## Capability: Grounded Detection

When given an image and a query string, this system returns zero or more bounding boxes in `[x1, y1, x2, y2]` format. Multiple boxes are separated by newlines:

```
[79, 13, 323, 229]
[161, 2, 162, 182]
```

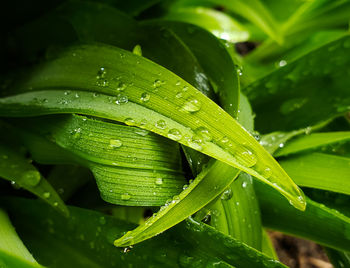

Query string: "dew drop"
[22, 170, 41, 186]
[135, 129, 149, 136]
[236, 148, 257, 168]
[262, 167, 272, 178]
[115, 94, 128, 104]
[71, 128, 82, 139]
[155, 178, 163, 185]
[181, 97, 202, 113]
[109, 139, 122, 149]
[194, 127, 212, 142]
[221, 188, 233, 201]
[153, 79, 164, 88]
[155, 120, 166, 129]
[167, 129, 182, 141]
[121, 193, 131, 200]
[43, 192, 51, 199]
[124, 118, 135, 126]
[140, 92, 150, 102]
[175, 92, 183, 98]
[116, 81, 127, 92]
[132, 44, 142, 56]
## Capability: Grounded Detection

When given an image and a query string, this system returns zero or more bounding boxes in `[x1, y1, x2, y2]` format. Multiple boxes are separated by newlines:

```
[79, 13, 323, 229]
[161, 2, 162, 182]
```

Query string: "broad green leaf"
[0, 44, 305, 209]
[162, 7, 249, 43]
[244, 35, 350, 133]
[256, 181, 350, 252]
[2, 198, 287, 268]
[275, 131, 350, 157]
[114, 159, 240, 246]
[0, 144, 68, 215]
[0, 209, 42, 268]
[280, 153, 350, 195]
[12, 114, 185, 206]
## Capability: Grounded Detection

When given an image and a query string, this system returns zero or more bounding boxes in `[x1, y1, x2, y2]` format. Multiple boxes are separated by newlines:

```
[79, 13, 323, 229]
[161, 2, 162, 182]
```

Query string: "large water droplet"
[115, 94, 128, 104]
[194, 127, 212, 142]
[109, 139, 122, 149]
[43, 192, 51, 199]
[132, 44, 142, 56]
[221, 188, 232, 201]
[167, 129, 182, 141]
[236, 147, 257, 168]
[140, 92, 150, 102]
[22, 170, 41, 186]
[155, 120, 166, 129]
[181, 97, 202, 113]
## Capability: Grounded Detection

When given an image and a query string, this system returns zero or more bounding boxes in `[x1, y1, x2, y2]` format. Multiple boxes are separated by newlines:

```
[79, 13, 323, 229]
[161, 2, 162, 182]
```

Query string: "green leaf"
[244, 35, 350, 133]
[280, 153, 350, 195]
[0, 209, 42, 268]
[162, 7, 249, 43]
[275, 131, 350, 157]
[114, 159, 240, 246]
[0, 43, 305, 209]
[0, 144, 68, 215]
[256, 181, 350, 252]
[261, 229, 278, 260]
[210, 173, 262, 250]
[2, 198, 287, 268]
[325, 247, 350, 268]
[12, 114, 185, 206]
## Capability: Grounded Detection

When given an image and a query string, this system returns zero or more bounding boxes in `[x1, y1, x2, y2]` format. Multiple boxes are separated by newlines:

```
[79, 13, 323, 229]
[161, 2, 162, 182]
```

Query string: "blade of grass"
[280, 153, 350, 195]
[275, 131, 350, 157]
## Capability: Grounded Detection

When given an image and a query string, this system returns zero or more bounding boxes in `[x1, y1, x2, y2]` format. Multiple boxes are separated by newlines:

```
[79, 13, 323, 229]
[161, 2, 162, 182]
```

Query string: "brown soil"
[268, 231, 333, 268]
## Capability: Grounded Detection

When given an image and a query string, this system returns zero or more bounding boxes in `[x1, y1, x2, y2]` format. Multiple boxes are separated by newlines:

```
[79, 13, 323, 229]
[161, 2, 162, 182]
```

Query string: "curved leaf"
[0, 44, 305, 209]
[0, 144, 68, 215]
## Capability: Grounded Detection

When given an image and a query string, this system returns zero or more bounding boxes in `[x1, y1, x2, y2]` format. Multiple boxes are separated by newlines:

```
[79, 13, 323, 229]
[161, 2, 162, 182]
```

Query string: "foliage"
[0, 0, 349, 267]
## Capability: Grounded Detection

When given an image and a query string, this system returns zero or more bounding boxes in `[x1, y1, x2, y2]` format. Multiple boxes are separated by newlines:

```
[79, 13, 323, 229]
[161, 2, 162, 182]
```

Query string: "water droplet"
[22, 170, 41, 186]
[121, 193, 131, 200]
[132, 44, 142, 56]
[167, 129, 182, 141]
[64, 91, 71, 96]
[194, 127, 212, 142]
[115, 81, 127, 91]
[153, 79, 164, 88]
[221, 137, 229, 143]
[181, 97, 202, 113]
[115, 94, 128, 104]
[236, 147, 257, 167]
[182, 86, 189, 92]
[155, 120, 166, 129]
[221, 188, 232, 201]
[71, 128, 82, 139]
[135, 129, 149, 136]
[140, 119, 148, 126]
[155, 178, 163, 185]
[183, 184, 189, 190]
[75, 93, 80, 98]
[242, 181, 247, 188]
[262, 167, 272, 178]
[109, 139, 122, 148]
[43, 192, 51, 199]
[93, 92, 99, 97]
[120, 53, 125, 58]
[124, 118, 135, 126]
[175, 81, 181, 86]
[96, 67, 109, 87]
[278, 60, 287, 67]
[140, 92, 150, 102]
[175, 92, 183, 98]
